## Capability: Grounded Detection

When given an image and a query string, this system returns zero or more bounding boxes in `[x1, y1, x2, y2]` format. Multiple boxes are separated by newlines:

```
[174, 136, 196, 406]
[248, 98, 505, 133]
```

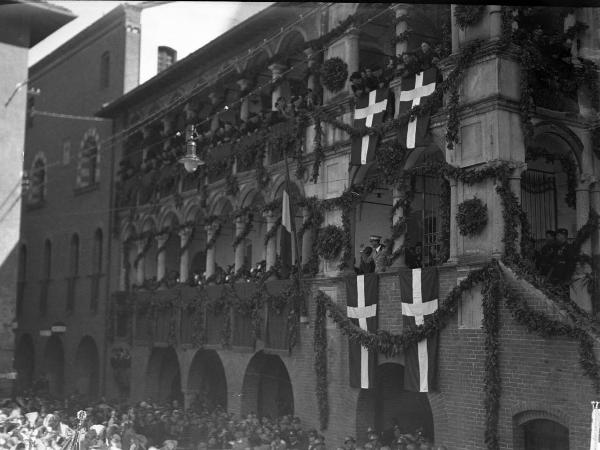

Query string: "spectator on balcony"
[547, 228, 576, 284]
[363, 67, 379, 92]
[535, 230, 556, 276]
[350, 72, 367, 98]
[359, 246, 376, 274]
[405, 243, 423, 269]
[416, 41, 439, 70]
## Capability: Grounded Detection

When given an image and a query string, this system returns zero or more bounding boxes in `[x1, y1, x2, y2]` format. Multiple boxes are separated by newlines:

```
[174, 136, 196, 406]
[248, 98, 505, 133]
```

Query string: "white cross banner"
[400, 268, 439, 392]
[351, 88, 389, 166]
[346, 274, 379, 389]
[396, 67, 438, 149]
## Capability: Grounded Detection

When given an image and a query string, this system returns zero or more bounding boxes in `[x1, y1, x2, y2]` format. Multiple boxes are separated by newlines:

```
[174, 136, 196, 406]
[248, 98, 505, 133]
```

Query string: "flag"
[351, 88, 389, 166]
[346, 273, 379, 389]
[280, 189, 293, 277]
[400, 267, 439, 392]
[396, 67, 438, 149]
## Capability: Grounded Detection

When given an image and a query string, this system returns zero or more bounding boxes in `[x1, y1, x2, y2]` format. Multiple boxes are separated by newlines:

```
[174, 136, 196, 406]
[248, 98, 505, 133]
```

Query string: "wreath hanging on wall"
[456, 197, 488, 236]
[454, 5, 487, 30]
[316, 225, 345, 260]
[320, 57, 348, 93]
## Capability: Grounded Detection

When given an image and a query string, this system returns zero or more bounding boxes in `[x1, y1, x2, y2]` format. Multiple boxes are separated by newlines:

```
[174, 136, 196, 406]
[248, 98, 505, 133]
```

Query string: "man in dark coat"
[536, 229, 556, 276]
[548, 228, 576, 284]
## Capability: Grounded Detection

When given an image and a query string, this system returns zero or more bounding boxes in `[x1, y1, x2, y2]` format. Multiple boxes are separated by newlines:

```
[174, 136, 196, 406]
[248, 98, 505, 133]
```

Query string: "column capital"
[508, 162, 528, 180]
[263, 209, 277, 221]
[578, 173, 595, 191]
[390, 3, 412, 15]
[155, 234, 169, 247]
[236, 78, 251, 92]
[178, 226, 194, 242]
[204, 222, 220, 235]
[268, 63, 287, 79]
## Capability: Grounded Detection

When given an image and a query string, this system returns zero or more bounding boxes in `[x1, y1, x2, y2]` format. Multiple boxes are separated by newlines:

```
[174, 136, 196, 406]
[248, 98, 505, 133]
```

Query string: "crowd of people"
[0, 389, 449, 450]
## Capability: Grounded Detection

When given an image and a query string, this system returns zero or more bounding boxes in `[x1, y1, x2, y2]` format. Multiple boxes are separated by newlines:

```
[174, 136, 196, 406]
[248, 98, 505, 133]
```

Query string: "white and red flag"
[350, 88, 389, 166]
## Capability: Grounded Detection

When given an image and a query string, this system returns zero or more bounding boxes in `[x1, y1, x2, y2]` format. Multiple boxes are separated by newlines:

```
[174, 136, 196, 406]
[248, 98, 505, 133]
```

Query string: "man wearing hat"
[370, 236, 389, 273]
[548, 228, 575, 284]
[343, 436, 356, 450]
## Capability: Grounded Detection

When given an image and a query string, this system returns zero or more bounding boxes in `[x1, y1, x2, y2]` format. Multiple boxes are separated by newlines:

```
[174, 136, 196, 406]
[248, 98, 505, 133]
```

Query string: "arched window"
[17, 244, 27, 317]
[40, 240, 52, 316]
[67, 234, 79, 312]
[29, 156, 46, 204]
[514, 411, 569, 450]
[91, 229, 103, 311]
[77, 129, 100, 188]
[100, 51, 110, 89]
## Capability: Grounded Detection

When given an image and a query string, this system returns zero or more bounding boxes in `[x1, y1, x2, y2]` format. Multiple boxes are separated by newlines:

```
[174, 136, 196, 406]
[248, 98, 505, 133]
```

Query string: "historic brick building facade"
[17, 3, 600, 449]
[15, 3, 142, 400]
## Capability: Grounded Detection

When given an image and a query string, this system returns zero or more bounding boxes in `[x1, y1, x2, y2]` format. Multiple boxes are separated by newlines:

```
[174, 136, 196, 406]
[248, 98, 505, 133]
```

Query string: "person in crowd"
[405, 243, 423, 269]
[548, 228, 576, 284]
[359, 246, 376, 274]
[536, 229, 557, 276]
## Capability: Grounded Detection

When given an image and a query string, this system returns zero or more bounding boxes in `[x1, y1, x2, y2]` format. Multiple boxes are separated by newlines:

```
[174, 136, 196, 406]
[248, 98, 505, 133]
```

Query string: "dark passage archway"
[523, 419, 569, 450]
[14, 334, 34, 393]
[43, 335, 65, 398]
[145, 347, 183, 404]
[74, 336, 100, 399]
[241, 351, 294, 419]
[356, 363, 434, 444]
[187, 349, 227, 411]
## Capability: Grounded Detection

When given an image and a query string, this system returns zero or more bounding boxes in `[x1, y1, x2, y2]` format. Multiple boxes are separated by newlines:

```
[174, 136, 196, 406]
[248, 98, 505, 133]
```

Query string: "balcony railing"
[109, 280, 296, 350]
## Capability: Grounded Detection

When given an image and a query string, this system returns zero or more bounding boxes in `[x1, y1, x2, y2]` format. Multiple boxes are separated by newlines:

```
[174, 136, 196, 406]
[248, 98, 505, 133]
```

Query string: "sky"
[29, 1, 273, 83]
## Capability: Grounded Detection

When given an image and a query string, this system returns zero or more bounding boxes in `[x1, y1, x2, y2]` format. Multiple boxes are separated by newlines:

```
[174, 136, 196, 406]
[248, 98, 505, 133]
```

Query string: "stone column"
[489, 5, 503, 40]
[391, 4, 411, 55]
[156, 235, 169, 281]
[179, 227, 193, 283]
[205, 223, 218, 278]
[301, 207, 313, 267]
[119, 243, 128, 291]
[577, 175, 593, 255]
[236, 78, 251, 123]
[304, 48, 318, 92]
[135, 239, 146, 285]
[268, 63, 287, 111]
[264, 210, 277, 271]
[448, 178, 459, 264]
[234, 216, 246, 272]
[345, 27, 360, 79]
[390, 187, 407, 268]
[450, 4, 460, 54]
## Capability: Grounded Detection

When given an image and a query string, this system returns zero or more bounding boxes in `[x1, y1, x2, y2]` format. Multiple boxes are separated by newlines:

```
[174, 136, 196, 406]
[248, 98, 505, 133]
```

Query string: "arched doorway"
[514, 412, 569, 450]
[43, 335, 64, 398]
[187, 350, 227, 411]
[356, 363, 434, 444]
[145, 347, 183, 404]
[14, 334, 34, 393]
[241, 351, 294, 419]
[74, 336, 100, 399]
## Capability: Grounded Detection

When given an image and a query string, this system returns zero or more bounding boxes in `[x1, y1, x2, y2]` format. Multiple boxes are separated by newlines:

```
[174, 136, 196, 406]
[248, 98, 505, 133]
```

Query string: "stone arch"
[532, 121, 583, 171]
[241, 351, 294, 419]
[513, 409, 570, 450]
[158, 208, 182, 231]
[270, 177, 305, 202]
[14, 334, 34, 393]
[187, 349, 228, 411]
[74, 336, 100, 399]
[355, 363, 434, 444]
[145, 347, 183, 404]
[274, 28, 308, 55]
[43, 335, 65, 397]
[183, 200, 204, 224]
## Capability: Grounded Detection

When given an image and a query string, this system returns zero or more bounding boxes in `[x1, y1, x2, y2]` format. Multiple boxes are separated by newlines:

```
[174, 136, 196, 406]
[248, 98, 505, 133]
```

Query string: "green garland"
[226, 173, 239, 196]
[456, 198, 488, 237]
[454, 5, 487, 30]
[320, 57, 348, 93]
[311, 118, 324, 183]
[315, 225, 345, 260]
[314, 291, 329, 430]
[232, 213, 254, 249]
[264, 217, 282, 246]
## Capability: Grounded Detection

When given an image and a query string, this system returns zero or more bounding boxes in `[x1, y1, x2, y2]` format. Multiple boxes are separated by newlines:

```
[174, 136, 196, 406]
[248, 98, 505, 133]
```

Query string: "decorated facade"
[19, 3, 600, 449]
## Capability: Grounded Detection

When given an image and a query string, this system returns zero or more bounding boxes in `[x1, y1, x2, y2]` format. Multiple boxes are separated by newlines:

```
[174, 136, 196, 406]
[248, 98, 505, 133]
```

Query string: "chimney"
[157, 46, 177, 73]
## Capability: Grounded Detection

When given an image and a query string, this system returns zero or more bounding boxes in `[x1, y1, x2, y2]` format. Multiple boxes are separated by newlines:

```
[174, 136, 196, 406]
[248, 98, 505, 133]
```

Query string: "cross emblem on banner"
[399, 71, 437, 149]
[401, 268, 438, 392]
[347, 275, 377, 389]
[354, 90, 388, 164]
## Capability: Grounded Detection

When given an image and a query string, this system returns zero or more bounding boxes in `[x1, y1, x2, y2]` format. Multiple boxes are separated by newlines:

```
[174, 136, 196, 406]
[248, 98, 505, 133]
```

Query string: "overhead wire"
[5, 5, 395, 223]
